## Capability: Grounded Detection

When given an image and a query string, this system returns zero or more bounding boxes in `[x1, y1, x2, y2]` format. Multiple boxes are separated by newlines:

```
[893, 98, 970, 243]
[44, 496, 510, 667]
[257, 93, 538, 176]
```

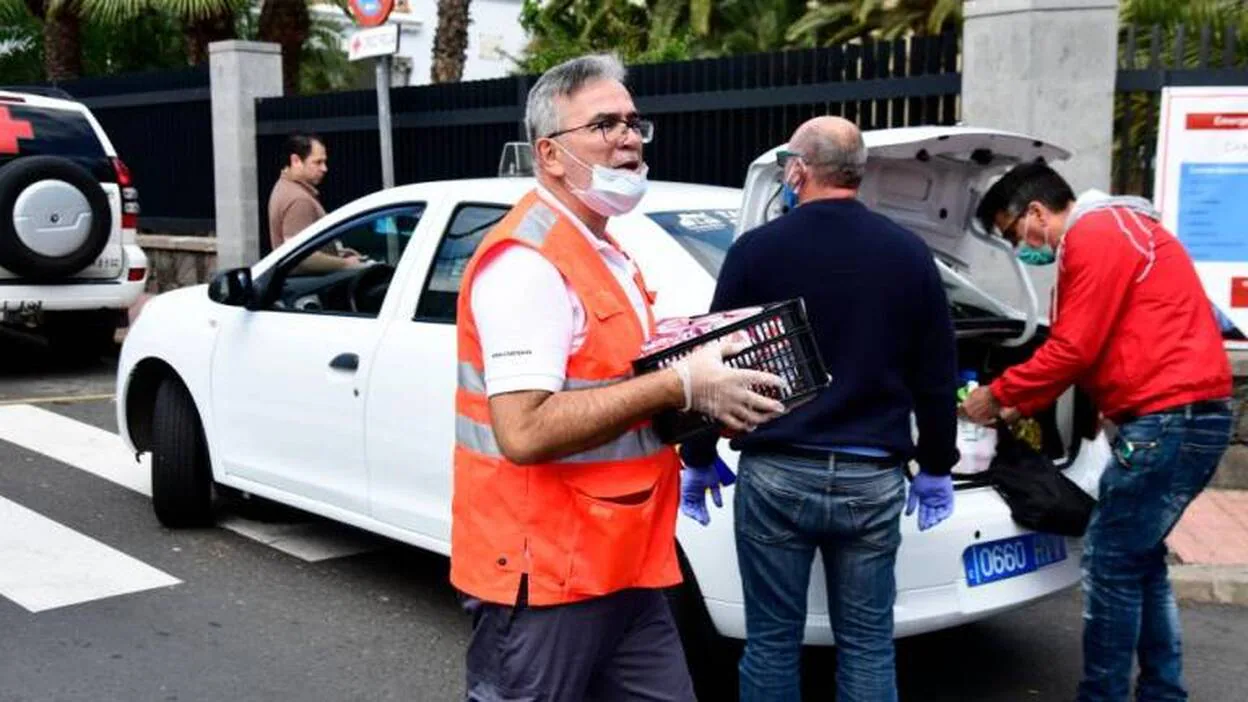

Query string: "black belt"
[752, 445, 900, 467]
[1118, 399, 1231, 425]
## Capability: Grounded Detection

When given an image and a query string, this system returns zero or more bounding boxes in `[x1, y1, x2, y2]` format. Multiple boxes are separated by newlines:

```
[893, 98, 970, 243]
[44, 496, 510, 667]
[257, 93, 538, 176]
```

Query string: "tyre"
[151, 376, 215, 528]
[0, 155, 112, 280]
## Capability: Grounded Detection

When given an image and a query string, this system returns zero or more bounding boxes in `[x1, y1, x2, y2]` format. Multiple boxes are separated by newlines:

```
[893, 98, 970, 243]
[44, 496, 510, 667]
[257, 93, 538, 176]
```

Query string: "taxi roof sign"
[498, 142, 534, 177]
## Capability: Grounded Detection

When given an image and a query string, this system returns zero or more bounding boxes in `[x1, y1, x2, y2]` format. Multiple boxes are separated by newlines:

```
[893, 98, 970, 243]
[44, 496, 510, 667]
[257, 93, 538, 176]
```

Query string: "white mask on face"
[553, 140, 649, 217]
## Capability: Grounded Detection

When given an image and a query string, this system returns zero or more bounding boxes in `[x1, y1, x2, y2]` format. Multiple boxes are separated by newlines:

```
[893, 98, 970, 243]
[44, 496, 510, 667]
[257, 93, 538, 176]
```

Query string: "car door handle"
[329, 353, 359, 371]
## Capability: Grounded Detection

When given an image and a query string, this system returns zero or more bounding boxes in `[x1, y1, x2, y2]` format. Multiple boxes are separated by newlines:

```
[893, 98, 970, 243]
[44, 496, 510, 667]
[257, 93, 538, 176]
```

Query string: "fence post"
[209, 40, 283, 271]
[961, 0, 1119, 193]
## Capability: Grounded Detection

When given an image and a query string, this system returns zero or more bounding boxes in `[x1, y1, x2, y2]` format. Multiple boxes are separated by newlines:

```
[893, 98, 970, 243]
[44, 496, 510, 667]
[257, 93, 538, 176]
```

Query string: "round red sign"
[349, 0, 394, 27]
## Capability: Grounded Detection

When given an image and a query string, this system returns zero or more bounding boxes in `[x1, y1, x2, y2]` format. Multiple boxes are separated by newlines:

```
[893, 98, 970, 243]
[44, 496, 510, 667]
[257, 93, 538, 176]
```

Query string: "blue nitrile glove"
[905, 471, 954, 531]
[680, 456, 735, 526]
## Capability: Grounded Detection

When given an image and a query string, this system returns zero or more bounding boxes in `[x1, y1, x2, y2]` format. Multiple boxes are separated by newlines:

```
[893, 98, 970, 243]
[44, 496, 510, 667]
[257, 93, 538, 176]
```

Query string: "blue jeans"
[734, 452, 907, 702]
[1078, 402, 1233, 702]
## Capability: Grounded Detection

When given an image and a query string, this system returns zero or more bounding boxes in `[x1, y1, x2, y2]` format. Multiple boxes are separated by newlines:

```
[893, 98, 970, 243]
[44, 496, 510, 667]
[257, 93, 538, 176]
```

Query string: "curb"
[1170, 565, 1248, 606]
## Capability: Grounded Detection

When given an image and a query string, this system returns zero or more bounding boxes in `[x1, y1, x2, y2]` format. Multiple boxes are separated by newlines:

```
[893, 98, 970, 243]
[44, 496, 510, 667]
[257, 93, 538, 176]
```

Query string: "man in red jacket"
[963, 162, 1233, 702]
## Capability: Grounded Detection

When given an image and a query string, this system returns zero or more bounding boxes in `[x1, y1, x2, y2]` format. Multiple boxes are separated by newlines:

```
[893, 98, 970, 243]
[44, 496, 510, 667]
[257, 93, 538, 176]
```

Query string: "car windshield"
[646, 209, 738, 277]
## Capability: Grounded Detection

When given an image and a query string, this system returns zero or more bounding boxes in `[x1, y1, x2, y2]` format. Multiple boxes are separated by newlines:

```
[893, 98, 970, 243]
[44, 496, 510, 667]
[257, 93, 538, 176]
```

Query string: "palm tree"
[787, 0, 961, 46]
[709, 0, 809, 55]
[257, 0, 310, 93]
[90, 0, 349, 93]
[84, 0, 245, 66]
[172, 0, 246, 65]
[432, 0, 470, 82]
[0, 0, 87, 81]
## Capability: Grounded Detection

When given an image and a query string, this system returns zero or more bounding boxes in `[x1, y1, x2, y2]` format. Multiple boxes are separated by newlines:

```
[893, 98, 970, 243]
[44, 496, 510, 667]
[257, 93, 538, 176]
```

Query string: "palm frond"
[75, 0, 150, 24]
[0, 0, 31, 22]
[785, 3, 853, 43]
[160, 0, 247, 21]
[688, 0, 710, 36]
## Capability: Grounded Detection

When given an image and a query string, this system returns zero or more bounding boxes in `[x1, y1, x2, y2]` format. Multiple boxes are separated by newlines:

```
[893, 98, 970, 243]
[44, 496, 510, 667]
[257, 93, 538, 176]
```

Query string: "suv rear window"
[0, 104, 110, 179]
[646, 209, 738, 277]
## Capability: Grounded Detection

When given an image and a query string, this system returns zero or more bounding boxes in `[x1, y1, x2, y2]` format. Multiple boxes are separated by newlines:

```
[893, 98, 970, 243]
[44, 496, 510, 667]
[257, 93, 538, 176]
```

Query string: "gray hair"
[794, 128, 867, 189]
[525, 54, 628, 143]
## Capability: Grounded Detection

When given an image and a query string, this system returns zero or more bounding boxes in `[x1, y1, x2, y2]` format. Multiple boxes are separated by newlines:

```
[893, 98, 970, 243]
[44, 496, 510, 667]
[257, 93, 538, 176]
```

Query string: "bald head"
[788, 116, 866, 190]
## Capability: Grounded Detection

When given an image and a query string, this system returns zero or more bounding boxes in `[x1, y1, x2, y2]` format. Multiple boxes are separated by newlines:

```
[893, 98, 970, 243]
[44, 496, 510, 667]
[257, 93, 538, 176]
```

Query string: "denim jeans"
[734, 451, 907, 702]
[1078, 402, 1233, 702]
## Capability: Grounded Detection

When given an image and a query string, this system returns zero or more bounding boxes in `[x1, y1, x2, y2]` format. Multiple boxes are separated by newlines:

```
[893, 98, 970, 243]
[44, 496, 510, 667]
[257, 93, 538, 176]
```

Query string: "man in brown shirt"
[267, 133, 361, 272]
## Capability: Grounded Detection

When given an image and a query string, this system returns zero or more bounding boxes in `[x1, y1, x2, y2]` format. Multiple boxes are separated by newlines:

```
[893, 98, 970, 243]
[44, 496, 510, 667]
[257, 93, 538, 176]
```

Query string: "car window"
[267, 204, 424, 318]
[0, 105, 110, 178]
[414, 203, 510, 323]
[646, 209, 738, 278]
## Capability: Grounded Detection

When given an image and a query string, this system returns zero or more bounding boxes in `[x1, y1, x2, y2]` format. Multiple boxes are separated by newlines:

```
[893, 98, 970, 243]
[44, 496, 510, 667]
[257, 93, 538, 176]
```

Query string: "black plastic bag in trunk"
[971, 421, 1096, 538]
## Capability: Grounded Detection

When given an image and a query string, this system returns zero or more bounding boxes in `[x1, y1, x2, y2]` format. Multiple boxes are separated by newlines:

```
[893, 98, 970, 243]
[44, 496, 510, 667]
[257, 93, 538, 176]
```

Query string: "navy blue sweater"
[680, 198, 960, 476]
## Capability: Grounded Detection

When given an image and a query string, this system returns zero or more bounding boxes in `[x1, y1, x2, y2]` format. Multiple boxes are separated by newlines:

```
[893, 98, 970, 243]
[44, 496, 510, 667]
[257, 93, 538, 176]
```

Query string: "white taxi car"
[117, 127, 1111, 648]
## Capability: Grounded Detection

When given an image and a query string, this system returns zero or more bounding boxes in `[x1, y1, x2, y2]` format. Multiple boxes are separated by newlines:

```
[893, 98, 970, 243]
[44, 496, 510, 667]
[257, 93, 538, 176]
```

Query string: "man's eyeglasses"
[547, 116, 654, 144]
[998, 209, 1026, 245]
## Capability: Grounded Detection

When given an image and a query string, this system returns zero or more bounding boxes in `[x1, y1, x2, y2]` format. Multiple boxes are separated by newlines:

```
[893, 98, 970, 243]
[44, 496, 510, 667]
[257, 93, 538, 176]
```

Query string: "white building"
[312, 0, 529, 87]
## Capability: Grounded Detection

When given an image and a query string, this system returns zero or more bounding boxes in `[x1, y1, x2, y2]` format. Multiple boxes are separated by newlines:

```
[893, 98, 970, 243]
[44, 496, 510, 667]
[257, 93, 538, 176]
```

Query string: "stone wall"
[138, 235, 217, 296]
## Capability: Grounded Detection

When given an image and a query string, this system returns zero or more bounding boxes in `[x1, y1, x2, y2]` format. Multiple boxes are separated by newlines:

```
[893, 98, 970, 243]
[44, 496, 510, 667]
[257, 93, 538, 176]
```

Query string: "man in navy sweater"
[679, 116, 959, 702]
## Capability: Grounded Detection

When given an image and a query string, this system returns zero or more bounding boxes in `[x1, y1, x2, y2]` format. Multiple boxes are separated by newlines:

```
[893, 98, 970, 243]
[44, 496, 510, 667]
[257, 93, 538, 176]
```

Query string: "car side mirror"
[208, 267, 257, 309]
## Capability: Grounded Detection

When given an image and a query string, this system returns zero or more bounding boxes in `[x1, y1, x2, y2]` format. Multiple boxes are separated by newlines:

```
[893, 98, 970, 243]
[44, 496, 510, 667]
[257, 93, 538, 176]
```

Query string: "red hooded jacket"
[990, 196, 1231, 422]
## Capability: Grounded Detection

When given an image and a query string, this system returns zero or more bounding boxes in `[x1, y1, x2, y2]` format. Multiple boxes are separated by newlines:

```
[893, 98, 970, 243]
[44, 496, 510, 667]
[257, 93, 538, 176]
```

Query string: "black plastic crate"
[633, 298, 831, 444]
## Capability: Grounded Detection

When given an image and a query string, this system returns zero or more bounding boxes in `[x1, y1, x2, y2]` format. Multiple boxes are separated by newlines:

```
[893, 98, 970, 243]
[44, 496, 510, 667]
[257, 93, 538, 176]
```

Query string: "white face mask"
[554, 141, 649, 217]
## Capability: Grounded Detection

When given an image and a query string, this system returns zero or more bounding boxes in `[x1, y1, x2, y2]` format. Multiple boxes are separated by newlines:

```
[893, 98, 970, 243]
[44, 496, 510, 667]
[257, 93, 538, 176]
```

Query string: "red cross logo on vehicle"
[0, 106, 34, 155]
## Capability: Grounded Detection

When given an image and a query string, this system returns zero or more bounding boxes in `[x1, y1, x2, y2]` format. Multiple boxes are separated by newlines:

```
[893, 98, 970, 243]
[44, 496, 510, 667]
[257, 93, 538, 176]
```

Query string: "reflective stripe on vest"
[458, 362, 627, 395]
[514, 202, 558, 247]
[455, 414, 665, 464]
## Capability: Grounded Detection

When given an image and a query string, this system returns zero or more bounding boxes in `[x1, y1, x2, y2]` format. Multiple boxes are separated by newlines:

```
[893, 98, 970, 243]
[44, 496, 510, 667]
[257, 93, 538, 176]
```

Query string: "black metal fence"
[1114, 22, 1248, 198]
[12, 68, 215, 234]
[254, 29, 962, 225]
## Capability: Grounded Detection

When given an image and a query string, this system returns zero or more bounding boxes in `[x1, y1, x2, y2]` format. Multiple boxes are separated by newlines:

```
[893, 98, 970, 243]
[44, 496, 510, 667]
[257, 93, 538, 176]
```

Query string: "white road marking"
[0, 495, 180, 613]
[0, 403, 381, 563]
[0, 404, 150, 495]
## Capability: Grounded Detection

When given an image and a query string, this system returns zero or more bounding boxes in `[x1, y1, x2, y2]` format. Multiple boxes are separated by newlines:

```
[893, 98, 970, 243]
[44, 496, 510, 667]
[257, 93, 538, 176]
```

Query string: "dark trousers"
[462, 584, 696, 702]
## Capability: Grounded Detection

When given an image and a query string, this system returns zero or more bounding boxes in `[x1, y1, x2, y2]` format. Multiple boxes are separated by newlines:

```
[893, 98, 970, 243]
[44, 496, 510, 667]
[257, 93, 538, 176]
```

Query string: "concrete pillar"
[210, 41, 283, 271]
[961, 0, 1119, 312]
[962, 0, 1120, 194]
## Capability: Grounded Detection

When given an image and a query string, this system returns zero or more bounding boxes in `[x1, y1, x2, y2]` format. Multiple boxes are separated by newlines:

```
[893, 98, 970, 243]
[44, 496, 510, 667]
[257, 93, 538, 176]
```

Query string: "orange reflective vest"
[451, 191, 683, 606]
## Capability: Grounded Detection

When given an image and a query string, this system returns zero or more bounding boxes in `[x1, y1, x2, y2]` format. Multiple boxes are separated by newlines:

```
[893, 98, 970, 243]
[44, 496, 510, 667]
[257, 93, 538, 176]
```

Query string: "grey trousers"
[462, 582, 697, 702]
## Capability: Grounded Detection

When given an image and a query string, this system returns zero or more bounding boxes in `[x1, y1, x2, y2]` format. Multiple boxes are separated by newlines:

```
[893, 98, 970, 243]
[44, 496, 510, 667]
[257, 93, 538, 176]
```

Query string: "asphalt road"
[1, 337, 1247, 702]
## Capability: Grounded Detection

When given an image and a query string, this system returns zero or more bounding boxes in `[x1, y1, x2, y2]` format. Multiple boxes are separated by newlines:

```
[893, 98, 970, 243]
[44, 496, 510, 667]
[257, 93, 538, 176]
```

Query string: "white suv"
[0, 88, 147, 352]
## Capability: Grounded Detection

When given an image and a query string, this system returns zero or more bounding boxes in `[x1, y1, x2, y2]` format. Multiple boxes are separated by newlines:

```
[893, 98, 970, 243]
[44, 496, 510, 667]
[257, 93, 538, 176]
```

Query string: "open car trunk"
[952, 316, 1102, 482]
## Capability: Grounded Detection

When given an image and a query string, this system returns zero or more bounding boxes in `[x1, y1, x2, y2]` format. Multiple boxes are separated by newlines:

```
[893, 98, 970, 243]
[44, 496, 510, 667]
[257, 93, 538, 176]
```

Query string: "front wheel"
[151, 376, 215, 528]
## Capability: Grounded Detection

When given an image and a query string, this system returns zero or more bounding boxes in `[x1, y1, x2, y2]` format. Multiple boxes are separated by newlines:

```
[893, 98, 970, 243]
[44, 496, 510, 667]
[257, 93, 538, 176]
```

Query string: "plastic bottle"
[955, 370, 998, 474]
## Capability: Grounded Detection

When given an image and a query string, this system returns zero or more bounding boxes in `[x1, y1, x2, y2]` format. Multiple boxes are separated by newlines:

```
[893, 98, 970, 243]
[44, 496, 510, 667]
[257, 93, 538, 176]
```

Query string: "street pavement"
[2, 338, 1248, 701]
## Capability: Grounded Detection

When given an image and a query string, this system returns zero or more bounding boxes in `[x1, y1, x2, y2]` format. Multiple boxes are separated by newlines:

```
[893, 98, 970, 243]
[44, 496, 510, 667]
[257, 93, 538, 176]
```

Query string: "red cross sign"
[0, 106, 34, 155]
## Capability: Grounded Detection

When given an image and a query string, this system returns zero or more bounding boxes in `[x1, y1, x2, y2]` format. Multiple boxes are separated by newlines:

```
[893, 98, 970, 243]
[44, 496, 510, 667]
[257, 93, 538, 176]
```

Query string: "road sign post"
[347, 0, 398, 190]
[375, 56, 395, 190]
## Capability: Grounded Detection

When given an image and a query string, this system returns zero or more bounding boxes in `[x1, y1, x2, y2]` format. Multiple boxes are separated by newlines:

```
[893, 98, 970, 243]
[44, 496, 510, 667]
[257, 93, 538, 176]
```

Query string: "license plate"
[963, 533, 1068, 587]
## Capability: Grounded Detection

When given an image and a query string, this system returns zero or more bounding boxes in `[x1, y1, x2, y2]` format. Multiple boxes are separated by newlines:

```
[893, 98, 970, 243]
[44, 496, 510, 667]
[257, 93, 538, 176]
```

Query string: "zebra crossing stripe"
[0, 495, 180, 613]
[0, 404, 381, 563]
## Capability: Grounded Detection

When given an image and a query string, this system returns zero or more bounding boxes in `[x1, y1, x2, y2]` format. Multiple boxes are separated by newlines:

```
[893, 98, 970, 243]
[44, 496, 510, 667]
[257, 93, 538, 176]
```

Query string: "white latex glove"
[673, 340, 789, 432]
